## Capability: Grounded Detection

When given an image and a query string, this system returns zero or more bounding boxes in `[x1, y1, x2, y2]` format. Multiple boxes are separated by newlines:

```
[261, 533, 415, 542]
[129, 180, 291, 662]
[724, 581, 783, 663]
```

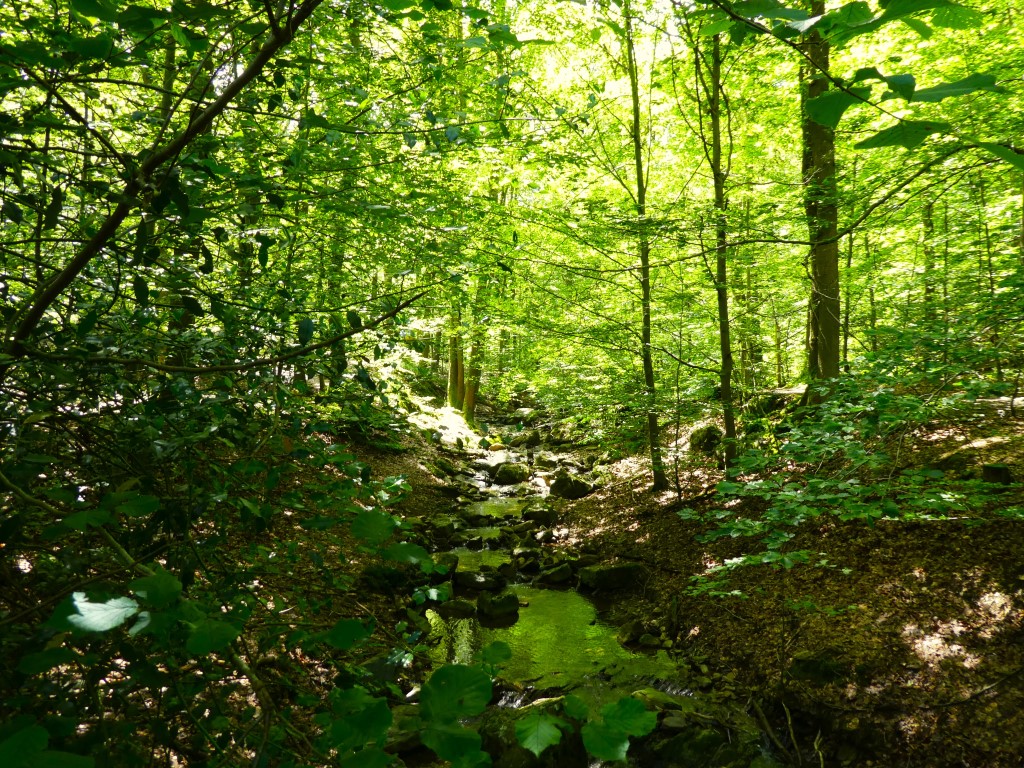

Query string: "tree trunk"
[800, 0, 841, 387]
[625, 4, 668, 491]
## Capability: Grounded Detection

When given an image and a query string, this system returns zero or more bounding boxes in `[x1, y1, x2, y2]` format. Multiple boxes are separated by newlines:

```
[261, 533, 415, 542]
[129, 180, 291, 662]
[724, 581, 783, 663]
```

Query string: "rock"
[478, 590, 520, 620]
[433, 552, 459, 574]
[436, 598, 477, 619]
[617, 619, 645, 644]
[534, 452, 559, 469]
[522, 505, 558, 527]
[453, 569, 507, 592]
[494, 462, 531, 485]
[537, 562, 573, 585]
[488, 443, 507, 452]
[534, 529, 554, 544]
[549, 470, 592, 500]
[983, 463, 1013, 484]
[430, 456, 458, 476]
[638, 633, 660, 648]
[513, 407, 542, 425]
[689, 425, 723, 455]
[578, 562, 646, 590]
[509, 429, 543, 449]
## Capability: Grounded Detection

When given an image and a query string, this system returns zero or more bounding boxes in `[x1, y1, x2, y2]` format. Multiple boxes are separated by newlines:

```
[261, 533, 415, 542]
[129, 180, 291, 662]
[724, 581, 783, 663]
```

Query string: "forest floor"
[356, 395, 1024, 767]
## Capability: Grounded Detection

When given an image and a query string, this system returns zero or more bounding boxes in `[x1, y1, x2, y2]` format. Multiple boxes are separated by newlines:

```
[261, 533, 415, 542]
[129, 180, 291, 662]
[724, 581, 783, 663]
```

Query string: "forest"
[2, 0, 1023, 766]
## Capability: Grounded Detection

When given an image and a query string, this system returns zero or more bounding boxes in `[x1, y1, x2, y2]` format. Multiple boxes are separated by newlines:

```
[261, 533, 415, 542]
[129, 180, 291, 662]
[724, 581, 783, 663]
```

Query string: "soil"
[320, 396, 1024, 767]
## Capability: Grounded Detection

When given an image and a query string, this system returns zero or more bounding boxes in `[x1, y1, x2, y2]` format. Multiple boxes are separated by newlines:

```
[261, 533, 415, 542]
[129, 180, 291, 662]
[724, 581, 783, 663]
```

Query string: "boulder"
[494, 462, 531, 485]
[513, 407, 542, 425]
[549, 470, 592, 500]
[689, 425, 723, 456]
[436, 598, 477, 619]
[453, 569, 507, 592]
[522, 505, 558, 527]
[537, 562, 573, 585]
[578, 562, 646, 591]
[478, 590, 520, 620]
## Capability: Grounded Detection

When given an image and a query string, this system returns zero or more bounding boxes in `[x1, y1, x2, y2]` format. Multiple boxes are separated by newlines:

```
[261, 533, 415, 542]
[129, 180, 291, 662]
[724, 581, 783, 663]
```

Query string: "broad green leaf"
[346, 309, 363, 329]
[115, 494, 160, 517]
[878, 0, 951, 22]
[34, 752, 95, 768]
[911, 73, 1003, 103]
[351, 509, 397, 545]
[421, 664, 492, 724]
[978, 143, 1024, 172]
[581, 721, 630, 762]
[515, 713, 566, 757]
[901, 17, 932, 38]
[186, 619, 239, 654]
[70, 0, 118, 22]
[421, 724, 487, 765]
[297, 318, 315, 345]
[478, 640, 512, 666]
[62, 507, 112, 530]
[17, 648, 77, 675]
[325, 618, 372, 650]
[600, 696, 658, 736]
[343, 747, 394, 768]
[50, 592, 140, 633]
[2, 200, 23, 224]
[0, 724, 48, 766]
[805, 87, 871, 129]
[563, 694, 589, 720]
[931, 5, 984, 28]
[382, 541, 433, 568]
[132, 276, 149, 306]
[698, 18, 734, 36]
[854, 120, 949, 150]
[131, 566, 182, 608]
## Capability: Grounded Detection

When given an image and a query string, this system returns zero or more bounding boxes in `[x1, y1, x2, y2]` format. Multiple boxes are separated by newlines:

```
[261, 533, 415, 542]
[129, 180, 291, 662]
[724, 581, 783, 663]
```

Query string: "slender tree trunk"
[922, 200, 937, 324]
[800, 0, 841, 389]
[624, 4, 668, 491]
[697, 33, 737, 466]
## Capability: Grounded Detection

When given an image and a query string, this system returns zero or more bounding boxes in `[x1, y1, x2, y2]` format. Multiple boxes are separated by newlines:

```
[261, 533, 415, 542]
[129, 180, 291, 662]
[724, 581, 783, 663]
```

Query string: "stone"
[513, 407, 542, 425]
[385, 704, 423, 754]
[537, 562, 573, 585]
[494, 462, 531, 485]
[522, 505, 558, 527]
[534, 452, 559, 469]
[983, 463, 1013, 484]
[436, 598, 477, 619]
[578, 562, 646, 591]
[549, 470, 592, 500]
[478, 590, 520, 620]
[689, 425, 723, 455]
[453, 569, 507, 592]
[433, 552, 459, 574]
[617, 619, 645, 644]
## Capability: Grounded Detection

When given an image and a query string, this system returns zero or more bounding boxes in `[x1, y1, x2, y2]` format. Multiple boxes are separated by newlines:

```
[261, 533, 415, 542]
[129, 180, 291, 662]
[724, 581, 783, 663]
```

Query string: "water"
[464, 497, 528, 520]
[427, 585, 677, 709]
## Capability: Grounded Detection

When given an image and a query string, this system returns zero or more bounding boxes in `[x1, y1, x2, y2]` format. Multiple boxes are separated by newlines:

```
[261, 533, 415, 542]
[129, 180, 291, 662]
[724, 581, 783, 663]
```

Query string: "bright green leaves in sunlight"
[854, 120, 950, 150]
[804, 87, 871, 130]
[580, 697, 657, 763]
[47, 592, 140, 633]
[909, 73, 1003, 103]
[421, 665, 493, 767]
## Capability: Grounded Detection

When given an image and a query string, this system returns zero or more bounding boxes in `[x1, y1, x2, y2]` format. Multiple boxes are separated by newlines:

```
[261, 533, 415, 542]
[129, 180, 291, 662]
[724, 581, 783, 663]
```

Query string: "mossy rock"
[494, 462, 531, 485]
[689, 425, 724, 455]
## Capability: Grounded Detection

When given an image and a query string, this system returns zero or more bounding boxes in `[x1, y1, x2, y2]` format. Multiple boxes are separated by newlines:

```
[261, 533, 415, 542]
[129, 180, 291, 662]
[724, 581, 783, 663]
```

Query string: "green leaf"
[421, 665, 492, 724]
[421, 724, 487, 765]
[805, 87, 871, 129]
[351, 509, 397, 545]
[132, 276, 149, 306]
[581, 721, 630, 762]
[343, 747, 394, 768]
[0, 724, 48, 766]
[516, 713, 566, 757]
[17, 648, 77, 675]
[34, 751, 96, 768]
[2, 200, 23, 224]
[901, 17, 932, 38]
[854, 120, 949, 150]
[131, 566, 182, 608]
[70, 0, 118, 22]
[50, 592, 140, 633]
[978, 143, 1024, 172]
[911, 73, 1003, 103]
[878, 0, 952, 22]
[298, 318, 315, 345]
[382, 541, 433, 568]
[931, 4, 984, 28]
[62, 507, 112, 530]
[346, 309, 363, 329]
[115, 494, 160, 517]
[562, 694, 589, 720]
[698, 18, 734, 36]
[325, 618, 372, 650]
[601, 696, 658, 736]
[478, 640, 512, 666]
[186, 619, 239, 654]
